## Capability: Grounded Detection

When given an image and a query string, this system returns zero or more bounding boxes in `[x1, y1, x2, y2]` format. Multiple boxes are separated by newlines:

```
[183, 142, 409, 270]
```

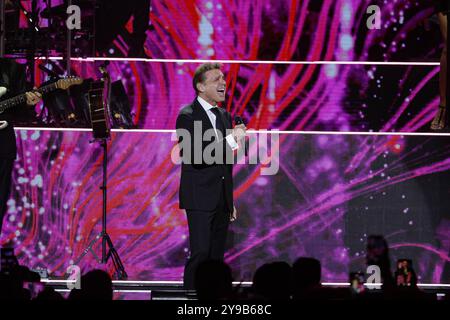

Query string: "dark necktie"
[210, 107, 227, 168]
[210, 107, 225, 138]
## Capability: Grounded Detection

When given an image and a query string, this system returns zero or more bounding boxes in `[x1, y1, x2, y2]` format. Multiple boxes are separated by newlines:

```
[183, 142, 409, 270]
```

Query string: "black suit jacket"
[176, 99, 234, 212]
[0, 59, 29, 159]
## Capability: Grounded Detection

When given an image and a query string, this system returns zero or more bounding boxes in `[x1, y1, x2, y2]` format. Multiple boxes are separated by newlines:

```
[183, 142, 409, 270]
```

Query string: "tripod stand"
[73, 138, 127, 280]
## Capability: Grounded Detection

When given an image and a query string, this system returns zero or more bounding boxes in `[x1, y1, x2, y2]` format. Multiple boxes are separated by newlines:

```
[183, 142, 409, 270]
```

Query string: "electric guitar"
[0, 77, 83, 130]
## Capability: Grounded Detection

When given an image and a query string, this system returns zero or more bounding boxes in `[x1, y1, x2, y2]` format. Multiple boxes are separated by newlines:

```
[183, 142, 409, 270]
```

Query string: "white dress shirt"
[197, 96, 239, 150]
[0, 86, 7, 98]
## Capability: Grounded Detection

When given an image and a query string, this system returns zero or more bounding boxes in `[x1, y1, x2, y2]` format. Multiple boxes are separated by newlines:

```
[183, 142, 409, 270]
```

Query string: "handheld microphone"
[234, 115, 244, 126]
[234, 116, 248, 156]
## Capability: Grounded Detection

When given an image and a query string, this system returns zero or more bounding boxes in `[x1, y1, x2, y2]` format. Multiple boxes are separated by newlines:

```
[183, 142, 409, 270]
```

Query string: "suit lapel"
[192, 99, 214, 133]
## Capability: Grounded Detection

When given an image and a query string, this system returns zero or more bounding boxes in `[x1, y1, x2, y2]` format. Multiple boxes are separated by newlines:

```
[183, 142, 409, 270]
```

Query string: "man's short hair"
[192, 62, 222, 94]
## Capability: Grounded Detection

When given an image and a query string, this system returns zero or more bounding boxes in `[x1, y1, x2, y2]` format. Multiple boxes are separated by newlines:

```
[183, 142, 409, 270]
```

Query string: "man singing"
[176, 63, 246, 290]
[0, 59, 41, 236]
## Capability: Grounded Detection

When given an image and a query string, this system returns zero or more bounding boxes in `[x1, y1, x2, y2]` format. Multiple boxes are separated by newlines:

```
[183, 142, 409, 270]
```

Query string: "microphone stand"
[73, 65, 127, 280]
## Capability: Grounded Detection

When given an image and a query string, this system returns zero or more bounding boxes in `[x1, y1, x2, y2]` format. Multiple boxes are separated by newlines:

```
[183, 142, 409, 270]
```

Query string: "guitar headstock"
[55, 76, 83, 90]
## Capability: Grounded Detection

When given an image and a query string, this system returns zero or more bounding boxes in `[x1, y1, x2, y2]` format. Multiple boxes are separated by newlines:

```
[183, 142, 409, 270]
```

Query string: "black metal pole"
[102, 139, 107, 263]
[66, 0, 72, 75]
[0, 0, 5, 57]
[447, 1, 450, 120]
[28, 0, 38, 82]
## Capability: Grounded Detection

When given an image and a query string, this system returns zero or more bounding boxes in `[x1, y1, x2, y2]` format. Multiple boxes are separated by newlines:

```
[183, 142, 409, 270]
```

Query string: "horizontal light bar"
[322, 282, 382, 288]
[40, 279, 76, 283]
[114, 289, 152, 293]
[14, 127, 450, 137]
[417, 283, 450, 288]
[15, 127, 92, 132]
[113, 280, 182, 285]
[42, 279, 450, 288]
[54, 289, 151, 293]
[33, 56, 439, 66]
[322, 282, 351, 286]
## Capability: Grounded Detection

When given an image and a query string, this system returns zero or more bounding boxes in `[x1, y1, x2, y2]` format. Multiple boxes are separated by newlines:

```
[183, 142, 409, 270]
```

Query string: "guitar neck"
[0, 82, 57, 113]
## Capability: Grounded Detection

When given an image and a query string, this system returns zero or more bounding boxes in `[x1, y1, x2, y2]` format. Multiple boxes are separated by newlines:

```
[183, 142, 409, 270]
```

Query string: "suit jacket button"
[222, 176, 225, 180]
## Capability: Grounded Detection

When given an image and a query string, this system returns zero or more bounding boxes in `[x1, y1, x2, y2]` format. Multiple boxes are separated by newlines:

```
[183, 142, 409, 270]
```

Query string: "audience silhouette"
[0, 235, 445, 301]
[194, 259, 233, 300]
[68, 269, 113, 300]
[251, 261, 292, 300]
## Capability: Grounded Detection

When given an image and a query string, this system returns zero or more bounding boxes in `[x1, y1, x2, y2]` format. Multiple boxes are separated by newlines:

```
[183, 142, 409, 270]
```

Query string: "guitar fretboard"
[0, 82, 57, 113]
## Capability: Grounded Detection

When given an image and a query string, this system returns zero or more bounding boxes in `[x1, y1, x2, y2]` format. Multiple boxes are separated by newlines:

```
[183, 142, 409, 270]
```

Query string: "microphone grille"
[234, 115, 244, 125]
